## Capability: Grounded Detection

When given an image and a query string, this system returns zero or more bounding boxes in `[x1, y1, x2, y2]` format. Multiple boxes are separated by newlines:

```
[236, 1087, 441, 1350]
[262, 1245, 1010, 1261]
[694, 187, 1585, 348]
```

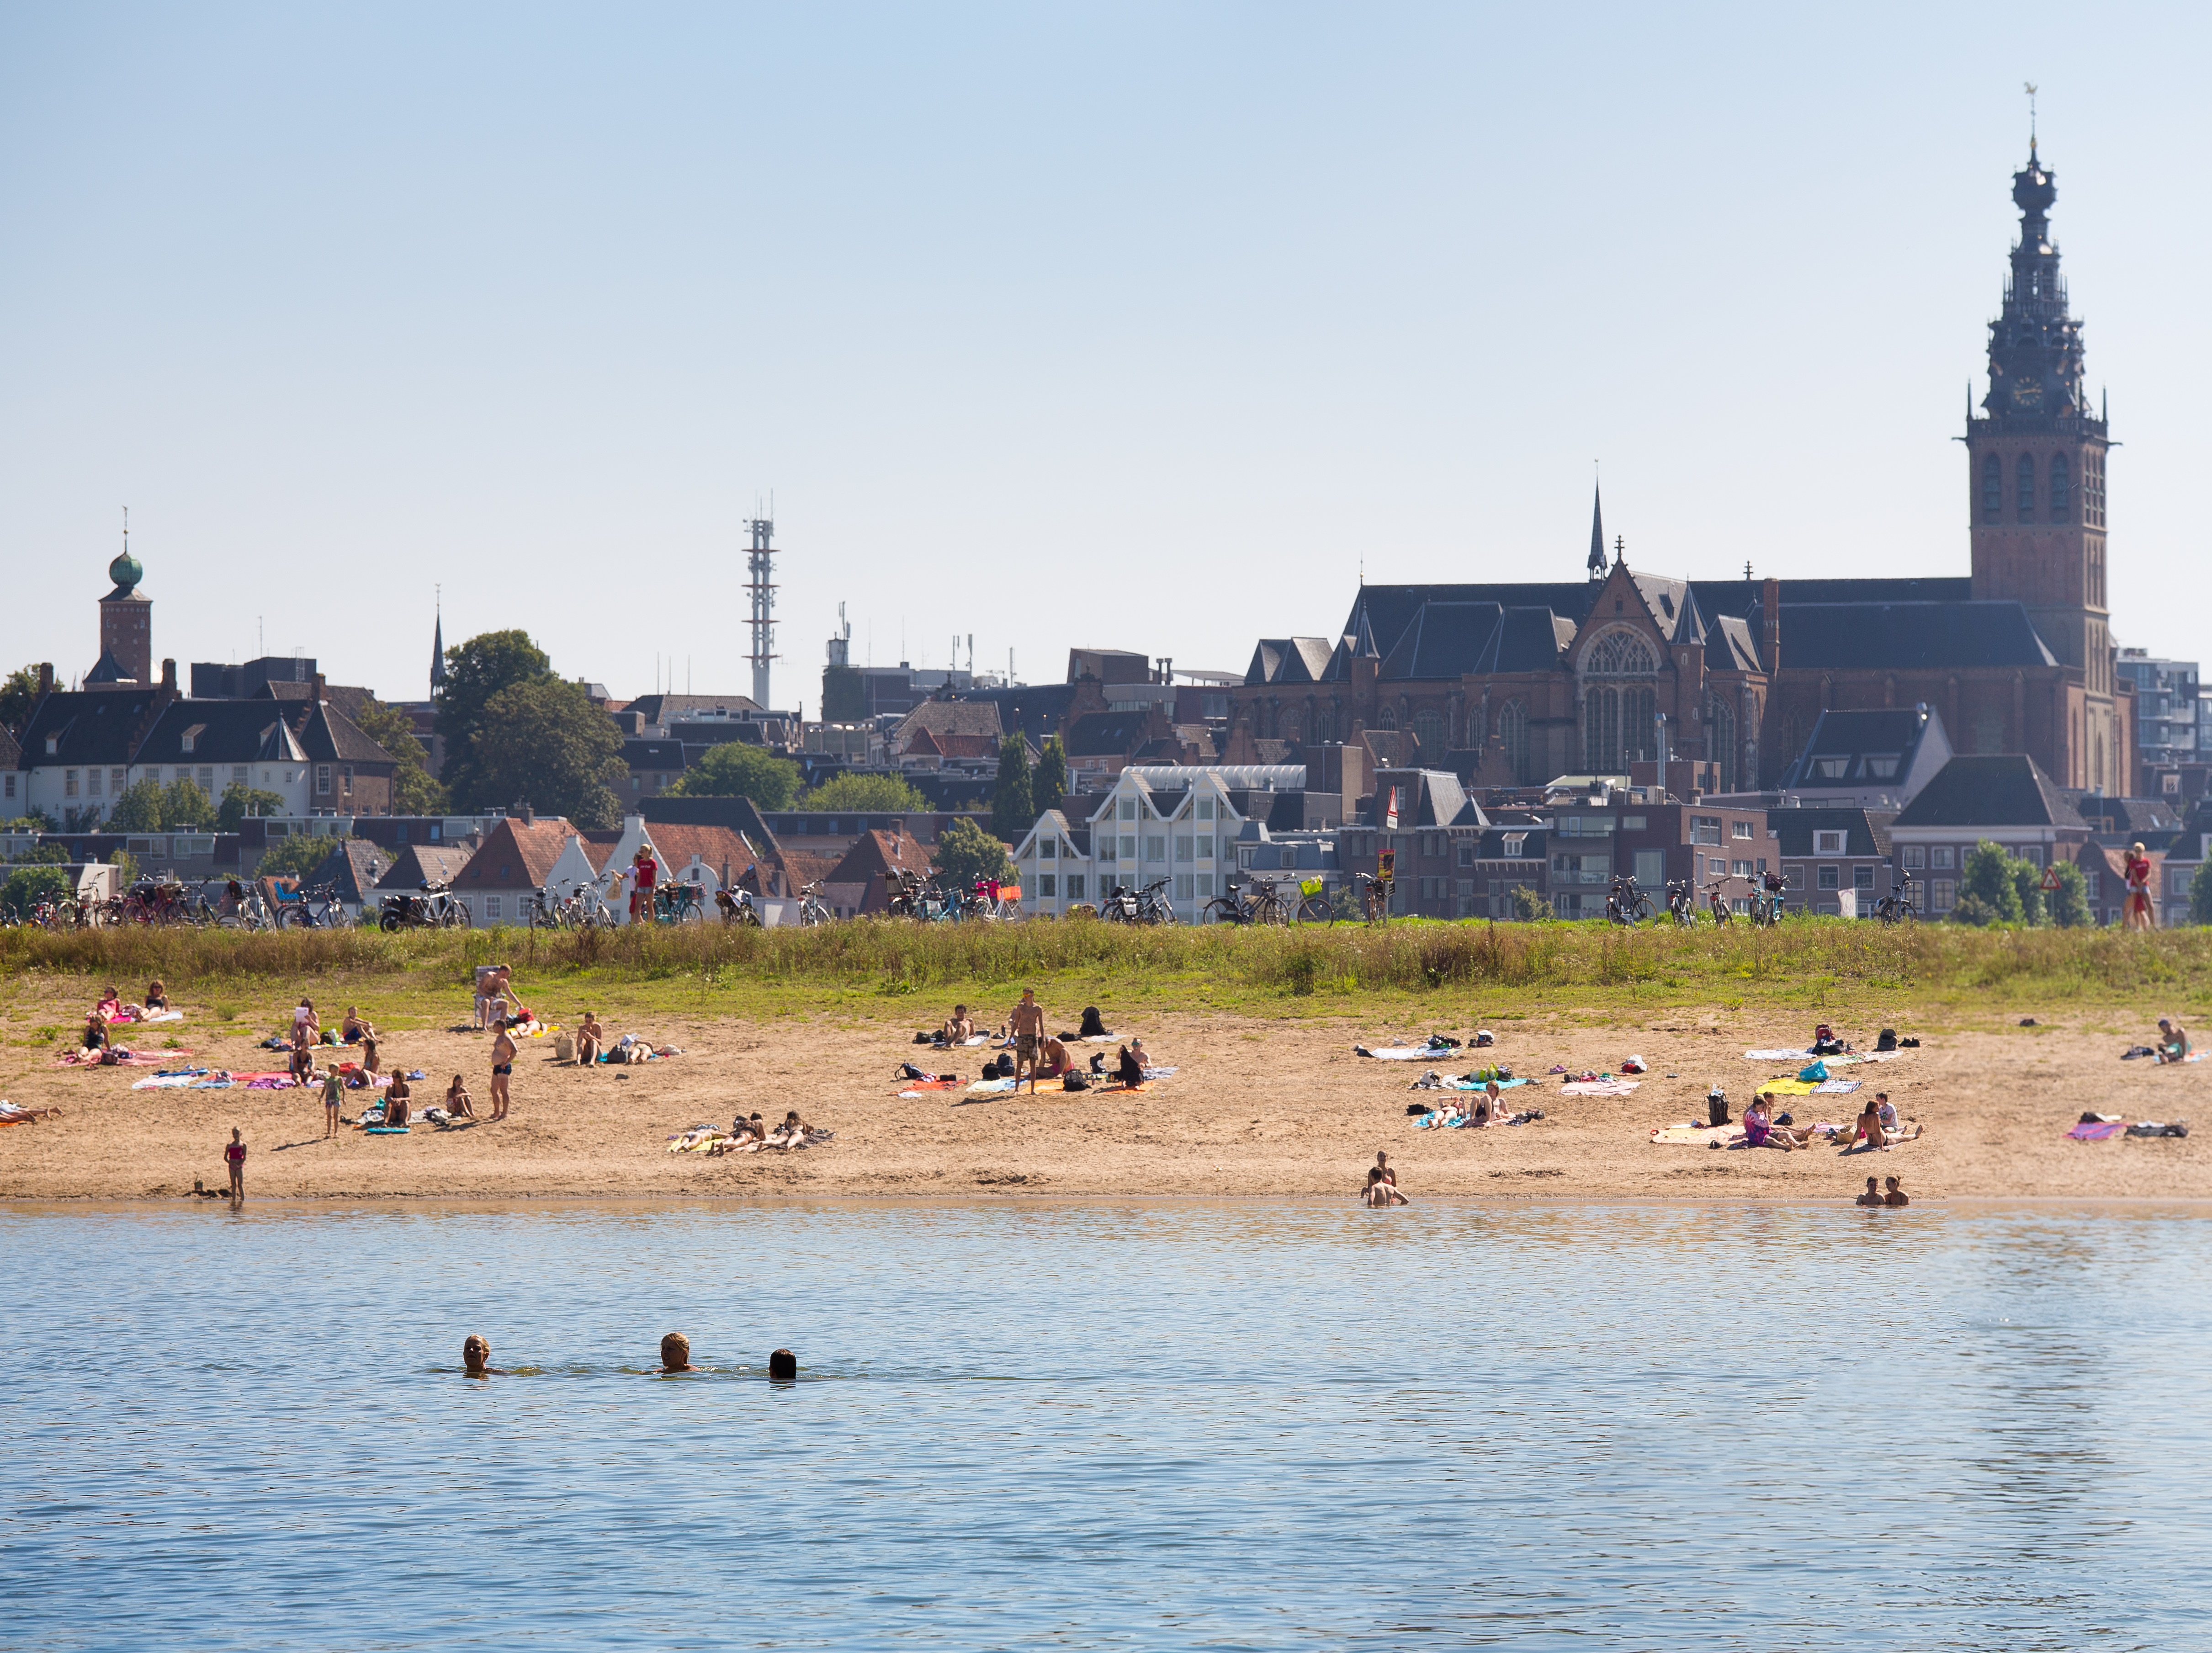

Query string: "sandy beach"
[3, 998, 2206, 1203]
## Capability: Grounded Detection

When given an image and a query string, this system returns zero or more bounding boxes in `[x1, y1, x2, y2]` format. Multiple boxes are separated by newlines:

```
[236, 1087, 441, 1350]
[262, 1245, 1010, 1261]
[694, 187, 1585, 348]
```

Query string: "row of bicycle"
[0, 878, 346, 932]
[1605, 870, 1920, 927]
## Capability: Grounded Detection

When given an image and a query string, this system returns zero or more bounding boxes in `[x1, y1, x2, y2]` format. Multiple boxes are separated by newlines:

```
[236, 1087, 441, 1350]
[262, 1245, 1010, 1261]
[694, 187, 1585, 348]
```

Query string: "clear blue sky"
[3, 4, 2205, 709]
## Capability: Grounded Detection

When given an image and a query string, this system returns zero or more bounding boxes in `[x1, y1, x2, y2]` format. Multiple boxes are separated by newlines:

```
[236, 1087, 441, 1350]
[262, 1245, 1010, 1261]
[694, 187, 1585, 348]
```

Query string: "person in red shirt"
[629, 845, 659, 925]
[2123, 842, 2155, 932]
[224, 1128, 247, 1207]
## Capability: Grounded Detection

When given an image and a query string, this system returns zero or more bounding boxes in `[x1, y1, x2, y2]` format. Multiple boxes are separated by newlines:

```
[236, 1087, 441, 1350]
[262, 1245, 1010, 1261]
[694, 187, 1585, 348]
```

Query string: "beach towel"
[2126, 1120, 2190, 1137]
[1650, 1121, 1745, 1146]
[1427, 1075, 1532, 1092]
[1356, 1042, 1455, 1060]
[1140, 1066, 1178, 1081]
[896, 1078, 965, 1095]
[2066, 1119, 2124, 1141]
[1561, 1079, 1640, 1096]
[54, 1048, 191, 1068]
[242, 1074, 299, 1090]
[363, 1126, 409, 1135]
[965, 1077, 1022, 1095]
[1814, 1079, 1862, 1095]
[1745, 1047, 1809, 1060]
[130, 1070, 211, 1090]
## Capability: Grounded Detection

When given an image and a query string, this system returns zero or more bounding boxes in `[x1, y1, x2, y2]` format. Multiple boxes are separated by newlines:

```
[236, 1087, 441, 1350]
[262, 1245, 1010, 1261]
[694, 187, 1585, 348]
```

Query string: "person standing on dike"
[1009, 988, 1046, 1092]
[489, 1016, 519, 1122]
[2124, 842, 2156, 932]
[629, 843, 660, 926]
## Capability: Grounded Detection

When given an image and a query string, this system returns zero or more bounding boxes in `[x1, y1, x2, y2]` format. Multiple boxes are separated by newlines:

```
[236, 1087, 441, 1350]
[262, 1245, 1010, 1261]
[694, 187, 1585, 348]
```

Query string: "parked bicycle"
[1605, 873, 1656, 926]
[795, 879, 833, 926]
[651, 881, 707, 924]
[378, 880, 471, 931]
[1102, 879, 1177, 925]
[1666, 877, 1700, 927]
[218, 877, 276, 931]
[280, 882, 351, 929]
[716, 886, 764, 927]
[1203, 875, 1290, 927]
[1354, 871, 1393, 925]
[1750, 870, 1788, 928]
[1705, 881, 1735, 925]
[1874, 867, 1919, 926]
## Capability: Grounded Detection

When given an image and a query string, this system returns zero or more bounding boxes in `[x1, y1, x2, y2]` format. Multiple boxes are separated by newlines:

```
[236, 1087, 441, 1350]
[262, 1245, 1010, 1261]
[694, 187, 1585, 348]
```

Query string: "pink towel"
[2066, 1120, 2124, 1141]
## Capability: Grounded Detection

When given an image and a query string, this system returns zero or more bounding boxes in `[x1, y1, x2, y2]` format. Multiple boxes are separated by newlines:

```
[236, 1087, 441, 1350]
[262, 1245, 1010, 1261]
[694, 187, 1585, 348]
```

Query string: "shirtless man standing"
[1010, 989, 1046, 1092]
[489, 1016, 519, 1122]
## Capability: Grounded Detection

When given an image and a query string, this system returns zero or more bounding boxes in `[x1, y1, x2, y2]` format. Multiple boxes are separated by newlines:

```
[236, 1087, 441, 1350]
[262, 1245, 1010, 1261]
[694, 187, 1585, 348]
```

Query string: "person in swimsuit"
[1361, 1167, 1408, 1207]
[658, 1332, 697, 1372]
[1855, 1176, 1883, 1207]
[224, 1128, 246, 1207]
[1374, 1151, 1397, 1188]
[1010, 989, 1045, 1091]
[577, 1010, 605, 1068]
[939, 1005, 974, 1044]
[96, 986, 124, 1022]
[2156, 1018, 2192, 1063]
[81, 1015, 108, 1053]
[462, 1334, 504, 1377]
[1034, 1035, 1071, 1081]
[446, 1073, 476, 1119]
[489, 1018, 518, 1121]
[321, 1064, 345, 1138]
[144, 980, 168, 1013]
[384, 1070, 412, 1128]
[2124, 843, 2155, 932]
[341, 1006, 375, 1044]
[293, 999, 319, 1043]
[1883, 1176, 1910, 1207]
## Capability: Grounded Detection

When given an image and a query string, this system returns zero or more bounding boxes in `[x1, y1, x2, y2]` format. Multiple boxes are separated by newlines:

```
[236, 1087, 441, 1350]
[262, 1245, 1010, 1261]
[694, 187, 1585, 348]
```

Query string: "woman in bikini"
[144, 980, 169, 1013]
[489, 1017, 518, 1121]
[446, 1073, 476, 1119]
[384, 1070, 412, 1128]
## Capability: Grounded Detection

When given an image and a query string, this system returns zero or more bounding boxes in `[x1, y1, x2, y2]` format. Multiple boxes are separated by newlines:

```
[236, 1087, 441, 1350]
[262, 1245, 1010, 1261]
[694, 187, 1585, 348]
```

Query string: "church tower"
[1966, 140, 2123, 790]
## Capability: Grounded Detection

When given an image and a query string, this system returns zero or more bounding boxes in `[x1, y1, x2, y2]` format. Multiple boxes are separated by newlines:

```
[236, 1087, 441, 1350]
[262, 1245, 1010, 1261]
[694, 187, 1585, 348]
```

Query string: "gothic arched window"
[2016, 453, 2037, 522]
[1411, 710, 1444, 755]
[1708, 696, 1737, 792]
[1379, 707, 1397, 732]
[1981, 454, 2002, 522]
[1499, 701, 1531, 783]
[1583, 627, 1658, 677]
[2050, 453, 2070, 521]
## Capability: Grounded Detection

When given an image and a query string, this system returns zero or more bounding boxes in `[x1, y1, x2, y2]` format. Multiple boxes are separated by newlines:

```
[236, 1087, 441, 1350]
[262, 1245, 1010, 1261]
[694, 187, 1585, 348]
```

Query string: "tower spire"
[1586, 475, 1606, 580]
[430, 586, 447, 691]
[1980, 132, 2081, 425]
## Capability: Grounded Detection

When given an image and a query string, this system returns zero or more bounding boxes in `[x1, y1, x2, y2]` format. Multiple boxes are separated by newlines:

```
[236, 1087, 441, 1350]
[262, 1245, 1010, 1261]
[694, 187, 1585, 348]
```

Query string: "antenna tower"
[744, 516, 780, 709]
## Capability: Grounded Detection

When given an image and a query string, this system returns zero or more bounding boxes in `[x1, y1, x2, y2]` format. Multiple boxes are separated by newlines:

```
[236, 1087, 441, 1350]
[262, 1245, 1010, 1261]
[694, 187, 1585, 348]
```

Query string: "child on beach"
[224, 1128, 246, 1206]
[321, 1065, 344, 1138]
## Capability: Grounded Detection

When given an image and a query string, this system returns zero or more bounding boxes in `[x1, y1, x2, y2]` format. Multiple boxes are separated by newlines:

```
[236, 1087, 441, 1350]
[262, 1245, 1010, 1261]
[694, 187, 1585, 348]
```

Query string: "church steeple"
[430, 597, 447, 692]
[1981, 140, 2086, 425]
[1586, 481, 1606, 580]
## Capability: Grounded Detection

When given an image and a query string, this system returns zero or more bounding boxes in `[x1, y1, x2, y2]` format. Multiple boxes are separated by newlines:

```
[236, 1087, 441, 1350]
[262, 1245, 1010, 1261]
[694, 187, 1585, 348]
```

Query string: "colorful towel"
[131, 1071, 212, 1090]
[1357, 1043, 1456, 1060]
[965, 1077, 1022, 1095]
[1426, 1075, 1532, 1092]
[896, 1078, 965, 1095]
[1814, 1079, 1862, 1095]
[1561, 1079, 1640, 1096]
[54, 1048, 192, 1068]
[2067, 1120, 2125, 1141]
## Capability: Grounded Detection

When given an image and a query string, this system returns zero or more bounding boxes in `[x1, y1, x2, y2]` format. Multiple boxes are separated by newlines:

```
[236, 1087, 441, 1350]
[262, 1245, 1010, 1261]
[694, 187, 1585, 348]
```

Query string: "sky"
[3, 3, 2208, 711]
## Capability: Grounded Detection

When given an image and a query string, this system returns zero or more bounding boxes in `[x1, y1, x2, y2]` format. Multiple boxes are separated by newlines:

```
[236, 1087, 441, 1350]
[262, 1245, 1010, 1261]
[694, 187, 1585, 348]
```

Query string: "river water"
[5, 1200, 2206, 1649]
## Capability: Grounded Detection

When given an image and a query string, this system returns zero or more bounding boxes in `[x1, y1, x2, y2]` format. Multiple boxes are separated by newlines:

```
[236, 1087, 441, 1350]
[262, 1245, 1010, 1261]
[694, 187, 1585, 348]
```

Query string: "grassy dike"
[2, 918, 2208, 1031]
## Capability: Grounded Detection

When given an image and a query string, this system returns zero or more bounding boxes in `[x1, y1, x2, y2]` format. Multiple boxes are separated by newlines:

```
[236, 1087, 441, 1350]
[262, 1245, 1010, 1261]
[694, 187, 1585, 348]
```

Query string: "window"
[1039, 873, 1056, 898]
[1813, 830, 1846, 855]
[1066, 875, 1085, 901]
[1854, 865, 1875, 891]
[1039, 839, 1056, 860]
[1502, 833, 1527, 858]
[64, 769, 78, 797]
[180, 732, 195, 754]
[1903, 845, 1926, 869]
[2, 776, 11, 800]
[1931, 845, 1955, 870]
[1981, 453, 2002, 521]
[1928, 879, 1956, 913]
[1196, 798, 1214, 821]
[317, 765, 332, 795]
[1197, 834, 1212, 861]
[1457, 843, 1475, 868]
[1143, 834, 1166, 862]
[1732, 821, 1754, 840]
[1119, 800, 1137, 821]
[2051, 453, 2070, 520]
[1863, 756, 1899, 779]
[1220, 836, 1235, 862]
[1174, 873, 1194, 902]
[1120, 835, 1138, 861]
[2085, 870, 2101, 899]
[1194, 874, 1211, 898]
[2016, 453, 2036, 521]
[1731, 859, 1754, 877]
[233, 766, 248, 787]
[1708, 696, 1736, 791]
[1097, 836, 1117, 862]
[631, 776, 642, 790]
[1692, 816, 1722, 846]
[1708, 856, 1725, 876]
[1622, 816, 1645, 831]
[87, 768, 101, 796]
[1411, 710, 1444, 755]
[484, 896, 503, 920]
[1174, 835, 1194, 862]
[200, 766, 216, 791]
[1499, 701, 1532, 784]
[2017, 845, 2042, 867]
[1817, 864, 1840, 890]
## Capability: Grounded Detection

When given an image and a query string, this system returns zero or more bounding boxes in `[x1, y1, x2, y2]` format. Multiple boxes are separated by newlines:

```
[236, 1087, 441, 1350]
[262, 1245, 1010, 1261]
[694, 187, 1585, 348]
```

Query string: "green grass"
[2, 918, 2208, 1027]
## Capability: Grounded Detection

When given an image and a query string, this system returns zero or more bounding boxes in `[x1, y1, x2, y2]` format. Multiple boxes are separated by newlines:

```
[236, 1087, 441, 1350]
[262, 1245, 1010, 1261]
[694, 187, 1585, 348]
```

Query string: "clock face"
[2010, 380, 2044, 409]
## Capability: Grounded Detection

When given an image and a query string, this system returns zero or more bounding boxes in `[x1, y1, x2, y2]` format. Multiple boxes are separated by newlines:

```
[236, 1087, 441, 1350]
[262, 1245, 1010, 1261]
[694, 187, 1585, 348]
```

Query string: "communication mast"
[827, 602, 851, 666]
[744, 516, 779, 709]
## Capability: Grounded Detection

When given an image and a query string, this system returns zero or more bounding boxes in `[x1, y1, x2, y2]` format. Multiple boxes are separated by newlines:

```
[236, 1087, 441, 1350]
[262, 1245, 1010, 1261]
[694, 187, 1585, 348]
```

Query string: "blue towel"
[1798, 1060, 1830, 1083]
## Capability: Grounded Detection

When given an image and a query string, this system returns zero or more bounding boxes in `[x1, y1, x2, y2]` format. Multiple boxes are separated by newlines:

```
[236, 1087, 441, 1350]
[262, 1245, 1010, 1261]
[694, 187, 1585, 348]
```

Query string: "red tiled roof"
[455, 818, 576, 891]
[640, 823, 760, 885]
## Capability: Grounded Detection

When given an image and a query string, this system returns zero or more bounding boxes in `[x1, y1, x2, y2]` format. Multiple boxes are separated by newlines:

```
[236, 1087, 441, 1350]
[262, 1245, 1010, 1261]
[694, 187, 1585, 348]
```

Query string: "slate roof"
[1064, 710, 1162, 759]
[1890, 755, 2086, 830]
[1776, 603, 2057, 671]
[16, 689, 164, 766]
[624, 693, 762, 725]
[134, 702, 310, 766]
[825, 828, 939, 887]
[1776, 708, 1942, 791]
[1768, 807, 1897, 858]
[83, 648, 139, 685]
[1367, 768, 1486, 829]
[640, 794, 783, 858]
[622, 738, 690, 771]
[372, 844, 473, 891]
[1706, 615, 1763, 673]
[295, 703, 395, 766]
[951, 683, 1078, 744]
[256, 680, 374, 721]
[1243, 638, 1337, 686]
[303, 839, 395, 903]
[2066, 794, 2183, 836]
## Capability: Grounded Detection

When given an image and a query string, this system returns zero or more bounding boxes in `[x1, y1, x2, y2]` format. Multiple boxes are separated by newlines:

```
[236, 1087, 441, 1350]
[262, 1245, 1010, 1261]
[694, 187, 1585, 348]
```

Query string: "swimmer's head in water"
[660, 1332, 691, 1370]
[768, 1348, 797, 1381]
[1885, 1176, 1902, 1190]
[464, 1334, 490, 1373]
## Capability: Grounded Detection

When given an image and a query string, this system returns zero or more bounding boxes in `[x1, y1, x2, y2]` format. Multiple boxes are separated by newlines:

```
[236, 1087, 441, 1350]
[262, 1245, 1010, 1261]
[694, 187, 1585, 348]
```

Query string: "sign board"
[2040, 865, 2062, 892]
[1377, 849, 1397, 884]
[1384, 786, 1400, 831]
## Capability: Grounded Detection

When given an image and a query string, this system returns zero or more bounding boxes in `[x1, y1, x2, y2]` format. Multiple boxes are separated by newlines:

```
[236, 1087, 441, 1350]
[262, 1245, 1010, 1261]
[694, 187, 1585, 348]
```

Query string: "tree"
[467, 678, 626, 829]
[107, 848, 140, 888]
[932, 815, 1014, 888]
[0, 665, 40, 735]
[435, 630, 554, 810]
[1957, 841, 2023, 924]
[2, 811, 56, 832]
[162, 777, 218, 830]
[2009, 859, 2047, 928]
[1511, 885, 1555, 922]
[1, 864, 70, 916]
[1948, 892, 2002, 927]
[2191, 861, 2212, 927]
[353, 696, 450, 815]
[108, 779, 167, 831]
[800, 771, 926, 812]
[256, 833, 355, 882]
[216, 787, 290, 832]
[20, 842, 69, 865]
[991, 733, 1034, 841]
[1032, 733, 1069, 818]
[667, 743, 803, 809]
[2047, 860, 2091, 928]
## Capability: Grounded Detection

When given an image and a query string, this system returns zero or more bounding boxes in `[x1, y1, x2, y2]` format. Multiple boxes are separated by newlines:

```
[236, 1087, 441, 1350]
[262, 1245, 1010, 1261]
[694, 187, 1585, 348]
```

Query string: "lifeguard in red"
[629, 845, 660, 924]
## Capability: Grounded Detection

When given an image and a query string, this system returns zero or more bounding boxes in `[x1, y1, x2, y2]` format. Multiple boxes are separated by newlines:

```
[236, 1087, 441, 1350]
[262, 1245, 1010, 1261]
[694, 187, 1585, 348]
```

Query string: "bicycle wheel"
[1200, 899, 1237, 925]
[443, 904, 473, 929]
[1633, 895, 1655, 923]
[1297, 894, 1336, 926]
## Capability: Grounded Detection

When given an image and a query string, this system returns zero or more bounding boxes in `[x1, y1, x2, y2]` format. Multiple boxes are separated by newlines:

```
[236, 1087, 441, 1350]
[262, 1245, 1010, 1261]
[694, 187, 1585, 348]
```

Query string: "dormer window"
[45, 735, 58, 755]
[1197, 797, 1214, 821]
[1813, 830, 1847, 855]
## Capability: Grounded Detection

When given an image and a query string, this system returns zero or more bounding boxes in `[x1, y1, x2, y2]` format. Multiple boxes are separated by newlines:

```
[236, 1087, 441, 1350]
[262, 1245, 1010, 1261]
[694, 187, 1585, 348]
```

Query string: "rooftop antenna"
[744, 513, 780, 708]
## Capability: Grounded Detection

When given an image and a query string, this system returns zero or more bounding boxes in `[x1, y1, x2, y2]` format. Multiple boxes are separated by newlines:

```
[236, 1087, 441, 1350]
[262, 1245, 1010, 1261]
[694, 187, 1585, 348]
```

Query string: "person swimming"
[462, 1334, 506, 1376]
[659, 1332, 698, 1372]
[1362, 1167, 1408, 1207]
[1855, 1176, 1883, 1208]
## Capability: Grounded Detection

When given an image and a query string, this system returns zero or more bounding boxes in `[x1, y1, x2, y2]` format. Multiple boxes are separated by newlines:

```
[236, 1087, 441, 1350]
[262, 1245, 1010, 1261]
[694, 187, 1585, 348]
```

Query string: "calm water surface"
[5, 1201, 2208, 1650]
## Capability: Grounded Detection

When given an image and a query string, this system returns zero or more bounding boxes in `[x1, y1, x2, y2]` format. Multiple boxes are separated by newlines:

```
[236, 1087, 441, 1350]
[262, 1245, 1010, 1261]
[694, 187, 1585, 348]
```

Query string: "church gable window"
[2050, 453, 2070, 520]
[1499, 701, 1531, 784]
[1981, 454, 2002, 522]
[1582, 627, 1657, 677]
[1411, 710, 1444, 755]
[2016, 453, 2036, 522]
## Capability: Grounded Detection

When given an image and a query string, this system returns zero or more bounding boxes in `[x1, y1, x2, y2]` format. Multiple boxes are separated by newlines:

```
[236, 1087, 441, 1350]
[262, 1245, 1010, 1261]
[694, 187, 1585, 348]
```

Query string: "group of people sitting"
[1739, 1090, 1922, 1152]
[94, 982, 169, 1024]
[1417, 1079, 1540, 1130]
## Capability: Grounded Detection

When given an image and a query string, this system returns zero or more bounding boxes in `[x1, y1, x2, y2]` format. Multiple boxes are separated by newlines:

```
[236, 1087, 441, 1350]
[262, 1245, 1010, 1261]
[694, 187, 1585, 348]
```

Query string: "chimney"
[160, 659, 178, 696]
[518, 798, 534, 826]
[37, 663, 52, 697]
[1759, 577, 1782, 675]
[312, 672, 326, 703]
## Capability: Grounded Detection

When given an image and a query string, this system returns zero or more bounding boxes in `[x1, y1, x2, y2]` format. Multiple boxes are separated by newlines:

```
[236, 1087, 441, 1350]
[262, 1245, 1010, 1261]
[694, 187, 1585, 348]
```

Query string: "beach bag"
[1708, 1093, 1730, 1127]
[555, 1033, 575, 1063]
[1062, 1072, 1089, 1091]
[899, 1062, 929, 1081]
[1798, 1060, 1830, 1083]
[1876, 1028, 1898, 1052]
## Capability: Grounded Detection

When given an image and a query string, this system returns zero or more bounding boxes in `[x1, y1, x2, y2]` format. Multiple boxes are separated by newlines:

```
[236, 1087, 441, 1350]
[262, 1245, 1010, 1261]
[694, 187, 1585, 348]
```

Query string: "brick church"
[1234, 141, 2133, 796]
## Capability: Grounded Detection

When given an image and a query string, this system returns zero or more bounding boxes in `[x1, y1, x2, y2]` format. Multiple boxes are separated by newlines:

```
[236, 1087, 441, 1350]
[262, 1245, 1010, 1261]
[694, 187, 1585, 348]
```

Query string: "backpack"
[899, 1062, 929, 1081]
[1062, 1072, 1089, 1091]
[1876, 1028, 1898, 1052]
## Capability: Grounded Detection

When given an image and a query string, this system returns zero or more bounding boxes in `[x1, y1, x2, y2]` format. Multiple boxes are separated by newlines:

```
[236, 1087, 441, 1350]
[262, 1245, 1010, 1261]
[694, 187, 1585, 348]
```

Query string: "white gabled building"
[1010, 764, 1327, 921]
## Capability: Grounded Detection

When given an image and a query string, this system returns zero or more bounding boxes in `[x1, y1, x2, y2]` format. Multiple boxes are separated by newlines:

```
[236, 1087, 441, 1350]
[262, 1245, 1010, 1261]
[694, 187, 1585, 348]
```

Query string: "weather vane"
[2025, 82, 2038, 145]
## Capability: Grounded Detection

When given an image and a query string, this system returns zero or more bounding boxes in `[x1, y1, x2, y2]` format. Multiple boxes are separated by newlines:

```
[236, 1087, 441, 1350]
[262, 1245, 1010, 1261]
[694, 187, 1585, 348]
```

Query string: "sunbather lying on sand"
[0, 1101, 62, 1122]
